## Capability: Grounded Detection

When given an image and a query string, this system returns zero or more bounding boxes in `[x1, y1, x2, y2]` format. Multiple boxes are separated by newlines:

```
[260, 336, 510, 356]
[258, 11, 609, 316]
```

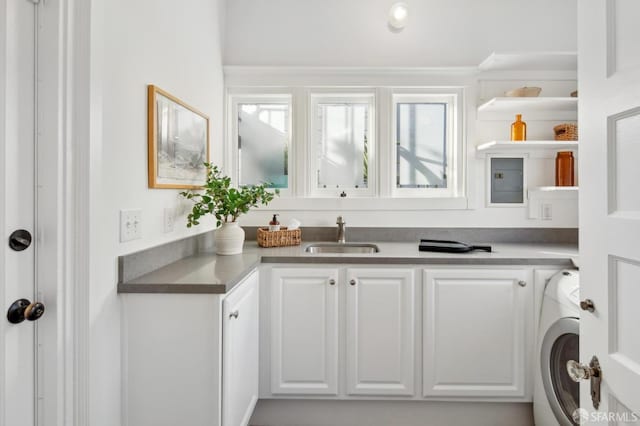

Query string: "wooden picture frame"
[147, 85, 210, 189]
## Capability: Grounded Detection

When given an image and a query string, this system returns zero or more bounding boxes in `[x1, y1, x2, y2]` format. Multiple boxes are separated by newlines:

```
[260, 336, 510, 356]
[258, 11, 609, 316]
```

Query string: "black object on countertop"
[419, 239, 492, 253]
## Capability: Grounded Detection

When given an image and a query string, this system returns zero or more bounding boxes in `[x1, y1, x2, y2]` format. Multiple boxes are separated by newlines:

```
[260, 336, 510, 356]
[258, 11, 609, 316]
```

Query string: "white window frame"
[228, 92, 293, 197]
[224, 78, 470, 211]
[308, 91, 376, 198]
[390, 89, 463, 198]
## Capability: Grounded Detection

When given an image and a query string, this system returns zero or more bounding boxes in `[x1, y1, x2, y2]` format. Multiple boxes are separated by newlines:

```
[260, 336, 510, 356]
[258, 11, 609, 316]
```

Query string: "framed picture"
[147, 85, 210, 188]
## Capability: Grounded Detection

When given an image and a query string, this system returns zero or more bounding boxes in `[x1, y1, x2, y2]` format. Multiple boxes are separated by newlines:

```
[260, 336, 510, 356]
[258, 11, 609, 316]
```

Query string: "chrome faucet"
[336, 216, 346, 243]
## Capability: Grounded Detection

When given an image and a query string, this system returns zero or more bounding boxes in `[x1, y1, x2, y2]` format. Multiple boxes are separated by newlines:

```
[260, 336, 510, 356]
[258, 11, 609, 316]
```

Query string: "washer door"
[541, 317, 580, 426]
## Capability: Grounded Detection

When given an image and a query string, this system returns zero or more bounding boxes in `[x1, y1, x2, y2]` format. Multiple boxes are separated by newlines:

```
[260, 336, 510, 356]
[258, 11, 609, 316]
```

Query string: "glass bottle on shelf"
[510, 114, 526, 141]
[555, 151, 575, 186]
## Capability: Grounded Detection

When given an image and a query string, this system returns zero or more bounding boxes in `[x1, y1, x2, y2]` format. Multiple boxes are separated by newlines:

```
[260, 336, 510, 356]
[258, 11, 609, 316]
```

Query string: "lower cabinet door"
[270, 267, 339, 395]
[422, 269, 533, 398]
[223, 271, 259, 426]
[346, 268, 415, 396]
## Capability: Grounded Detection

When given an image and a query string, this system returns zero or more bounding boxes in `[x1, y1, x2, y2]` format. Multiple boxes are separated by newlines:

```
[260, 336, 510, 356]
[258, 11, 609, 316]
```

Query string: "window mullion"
[377, 87, 392, 198]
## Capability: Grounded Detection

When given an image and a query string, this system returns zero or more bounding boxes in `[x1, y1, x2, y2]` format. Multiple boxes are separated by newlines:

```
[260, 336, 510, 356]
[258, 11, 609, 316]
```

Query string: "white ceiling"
[223, 0, 578, 67]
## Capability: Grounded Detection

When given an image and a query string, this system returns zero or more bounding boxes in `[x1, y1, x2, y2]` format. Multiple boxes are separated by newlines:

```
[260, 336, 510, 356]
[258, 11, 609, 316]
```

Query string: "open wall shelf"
[476, 52, 579, 222]
[476, 140, 579, 158]
[478, 51, 578, 72]
[477, 97, 578, 121]
[478, 97, 577, 112]
[529, 186, 579, 196]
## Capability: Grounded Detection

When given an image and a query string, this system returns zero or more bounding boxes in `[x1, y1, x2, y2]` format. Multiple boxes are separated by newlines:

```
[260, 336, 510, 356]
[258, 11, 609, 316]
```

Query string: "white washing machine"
[534, 269, 580, 426]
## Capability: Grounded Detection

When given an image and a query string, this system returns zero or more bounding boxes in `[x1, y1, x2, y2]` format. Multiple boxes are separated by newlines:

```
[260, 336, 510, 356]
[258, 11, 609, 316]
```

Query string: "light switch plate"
[542, 203, 553, 220]
[120, 209, 142, 242]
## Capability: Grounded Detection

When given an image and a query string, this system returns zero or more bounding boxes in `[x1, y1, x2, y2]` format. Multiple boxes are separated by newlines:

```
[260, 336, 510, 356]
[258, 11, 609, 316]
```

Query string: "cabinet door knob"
[518, 280, 527, 287]
[229, 310, 239, 319]
[350, 279, 356, 286]
[329, 279, 336, 285]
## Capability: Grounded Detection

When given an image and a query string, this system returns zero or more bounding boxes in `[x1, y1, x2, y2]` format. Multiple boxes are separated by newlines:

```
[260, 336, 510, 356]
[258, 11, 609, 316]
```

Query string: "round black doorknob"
[7, 299, 45, 324]
[9, 229, 32, 251]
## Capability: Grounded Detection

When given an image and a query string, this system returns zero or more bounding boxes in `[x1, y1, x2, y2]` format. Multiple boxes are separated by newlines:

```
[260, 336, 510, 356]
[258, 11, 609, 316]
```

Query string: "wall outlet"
[542, 203, 553, 220]
[164, 207, 175, 233]
[120, 209, 142, 242]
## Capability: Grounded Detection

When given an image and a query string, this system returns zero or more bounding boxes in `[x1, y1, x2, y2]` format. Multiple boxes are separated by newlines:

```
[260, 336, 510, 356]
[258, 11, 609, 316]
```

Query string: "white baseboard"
[250, 400, 533, 426]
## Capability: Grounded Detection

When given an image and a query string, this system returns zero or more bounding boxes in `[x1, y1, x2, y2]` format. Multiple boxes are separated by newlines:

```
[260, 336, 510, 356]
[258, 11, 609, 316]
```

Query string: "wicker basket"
[504, 86, 542, 97]
[257, 227, 302, 248]
[553, 123, 578, 141]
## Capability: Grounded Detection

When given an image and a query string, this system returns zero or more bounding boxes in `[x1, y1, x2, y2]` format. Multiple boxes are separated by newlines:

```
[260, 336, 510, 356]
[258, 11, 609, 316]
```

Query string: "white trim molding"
[258, 196, 469, 211]
[37, 0, 92, 424]
[224, 66, 479, 87]
[68, 0, 92, 424]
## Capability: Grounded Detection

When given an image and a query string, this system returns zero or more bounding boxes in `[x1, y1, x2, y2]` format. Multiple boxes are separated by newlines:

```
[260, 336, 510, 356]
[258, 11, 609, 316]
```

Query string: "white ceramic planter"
[214, 222, 245, 255]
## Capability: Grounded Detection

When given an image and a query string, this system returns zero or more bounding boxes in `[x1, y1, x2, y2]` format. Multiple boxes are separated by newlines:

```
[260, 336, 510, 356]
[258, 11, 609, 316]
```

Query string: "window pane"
[396, 103, 447, 189]
[315, 103, 369, 189]
[238, 103, 289, 188]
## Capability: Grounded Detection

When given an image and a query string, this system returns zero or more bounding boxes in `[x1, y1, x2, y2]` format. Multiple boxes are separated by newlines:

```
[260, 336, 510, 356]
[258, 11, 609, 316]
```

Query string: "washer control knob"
[580, 299, 595, 313]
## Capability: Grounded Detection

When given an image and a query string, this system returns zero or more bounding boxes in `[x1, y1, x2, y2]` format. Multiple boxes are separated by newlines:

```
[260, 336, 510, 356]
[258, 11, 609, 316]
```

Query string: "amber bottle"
[511, 114, 526, 141]
[555, 151, 575, 186]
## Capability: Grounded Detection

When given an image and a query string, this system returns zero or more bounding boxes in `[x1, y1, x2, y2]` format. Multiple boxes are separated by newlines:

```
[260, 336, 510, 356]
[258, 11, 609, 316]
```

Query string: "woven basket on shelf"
[504, 86, 542, 97]
[257, 227, 302, 248]
[553, 123, 578, 141]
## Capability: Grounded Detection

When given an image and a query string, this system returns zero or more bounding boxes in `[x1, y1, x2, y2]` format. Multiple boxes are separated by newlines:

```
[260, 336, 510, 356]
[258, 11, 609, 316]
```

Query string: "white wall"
[224, 0, 577, 67]
[88, 0, 225, 425]
[223, 0, 579, 229]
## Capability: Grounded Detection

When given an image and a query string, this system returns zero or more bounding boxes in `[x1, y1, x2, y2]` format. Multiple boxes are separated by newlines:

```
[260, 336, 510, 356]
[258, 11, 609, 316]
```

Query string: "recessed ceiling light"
[389, 2, 409, 31]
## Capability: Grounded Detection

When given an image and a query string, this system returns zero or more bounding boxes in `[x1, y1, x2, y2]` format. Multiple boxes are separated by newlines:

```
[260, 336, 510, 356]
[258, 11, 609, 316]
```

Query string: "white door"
[345, 268, 415, 396]
[1, 1, 64, 424]
[1, 1, 38, 425]
[270, 267, 339, 395]
[223, 271, 260, 426]
[578, 0, 640, 421]
[422, 269, 533, 398]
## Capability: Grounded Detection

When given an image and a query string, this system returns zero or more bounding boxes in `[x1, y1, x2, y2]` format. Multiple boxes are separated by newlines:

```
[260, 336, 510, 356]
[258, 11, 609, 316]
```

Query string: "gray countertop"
[118, 241, 579, 295]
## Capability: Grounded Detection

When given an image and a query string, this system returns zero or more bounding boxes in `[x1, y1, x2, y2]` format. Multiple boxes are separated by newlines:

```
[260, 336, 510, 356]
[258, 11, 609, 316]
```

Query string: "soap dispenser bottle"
[269, 214, 280, 231]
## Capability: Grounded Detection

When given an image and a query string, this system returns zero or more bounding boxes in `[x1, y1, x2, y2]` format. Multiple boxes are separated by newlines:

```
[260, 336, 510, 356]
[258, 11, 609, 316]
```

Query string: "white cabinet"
[268, 266, 416, 398]
[222, 271, 259, 426]
[270, 267, 339, 395]
[265, 265, 536, 402]
[122, 293, 223, 426]
[345, 268, 415, 396]
[422, 268, 533, 399]
[122, 269, 260, 426]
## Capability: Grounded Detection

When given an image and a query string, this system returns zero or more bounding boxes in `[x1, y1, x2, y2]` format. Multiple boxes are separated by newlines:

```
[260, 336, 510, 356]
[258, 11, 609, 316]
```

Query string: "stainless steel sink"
[304, 243, 380, 254]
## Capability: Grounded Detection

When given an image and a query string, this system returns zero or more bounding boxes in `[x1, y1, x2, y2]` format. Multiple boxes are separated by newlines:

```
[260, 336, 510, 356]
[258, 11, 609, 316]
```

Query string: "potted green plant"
[180, 163, 279, 255]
